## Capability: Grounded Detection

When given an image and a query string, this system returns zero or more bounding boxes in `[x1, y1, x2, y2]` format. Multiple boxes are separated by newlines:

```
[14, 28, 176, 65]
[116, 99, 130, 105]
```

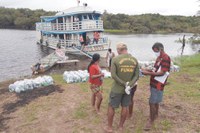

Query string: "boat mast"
[77, 0, 80, 6]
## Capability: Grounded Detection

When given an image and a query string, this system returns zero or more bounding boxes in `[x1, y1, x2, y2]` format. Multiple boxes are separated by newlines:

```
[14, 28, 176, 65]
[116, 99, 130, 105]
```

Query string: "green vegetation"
[73, 102, 88, 119]
[0, 7, 55, 29]
[102, 12, 200, 34]
[188, 34, 200, 44]
[104, 29, 129, 34]
[0, 7, 200, 34]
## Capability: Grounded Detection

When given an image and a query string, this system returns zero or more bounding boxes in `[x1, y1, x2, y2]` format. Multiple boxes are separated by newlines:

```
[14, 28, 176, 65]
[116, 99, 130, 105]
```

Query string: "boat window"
[83, 15, 87, 20]
[88, 14, 93, 20]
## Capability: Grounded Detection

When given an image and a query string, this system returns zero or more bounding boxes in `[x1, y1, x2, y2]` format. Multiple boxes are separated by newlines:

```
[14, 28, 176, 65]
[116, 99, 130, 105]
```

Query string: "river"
[0, 29, 198, 82]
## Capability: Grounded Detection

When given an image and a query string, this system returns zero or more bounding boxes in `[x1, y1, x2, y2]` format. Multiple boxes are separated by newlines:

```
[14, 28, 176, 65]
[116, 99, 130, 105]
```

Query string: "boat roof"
[41, 6, 101, 19]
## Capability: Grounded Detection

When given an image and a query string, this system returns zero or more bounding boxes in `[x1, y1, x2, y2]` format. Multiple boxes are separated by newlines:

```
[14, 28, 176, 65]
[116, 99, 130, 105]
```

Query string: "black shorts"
[109, 59, 112, 67]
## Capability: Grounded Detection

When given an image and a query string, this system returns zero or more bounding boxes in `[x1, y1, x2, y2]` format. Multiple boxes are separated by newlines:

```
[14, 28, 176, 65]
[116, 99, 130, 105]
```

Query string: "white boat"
[36, 2, 110, 58]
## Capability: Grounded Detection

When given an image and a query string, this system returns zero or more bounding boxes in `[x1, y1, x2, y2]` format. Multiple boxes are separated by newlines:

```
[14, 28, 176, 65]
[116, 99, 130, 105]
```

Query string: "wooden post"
[71, 16, 73, 30]
[63, 17, 65, 30]
[56, 18, 59, 30]
[64, 34, 66, 47]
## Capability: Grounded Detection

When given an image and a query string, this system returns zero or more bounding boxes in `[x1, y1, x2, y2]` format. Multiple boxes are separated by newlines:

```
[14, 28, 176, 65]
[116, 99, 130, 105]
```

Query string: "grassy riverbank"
[0, 54, 200, 132]
[104, 29, 174, 34]
[105, 29, 130, 34]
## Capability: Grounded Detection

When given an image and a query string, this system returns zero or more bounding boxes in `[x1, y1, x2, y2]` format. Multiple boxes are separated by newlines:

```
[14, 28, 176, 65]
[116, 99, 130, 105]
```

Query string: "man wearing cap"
[104, 42, 139, 132]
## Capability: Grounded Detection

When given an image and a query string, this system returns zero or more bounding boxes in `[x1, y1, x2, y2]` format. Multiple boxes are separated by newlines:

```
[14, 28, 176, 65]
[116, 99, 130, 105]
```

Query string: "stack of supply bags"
[8, 76, 54, 93]
[63, 69, 111, 83]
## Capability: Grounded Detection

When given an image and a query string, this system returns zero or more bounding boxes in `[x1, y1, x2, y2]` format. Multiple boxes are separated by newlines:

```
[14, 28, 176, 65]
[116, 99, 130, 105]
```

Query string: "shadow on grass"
[0, 85, 64, 131]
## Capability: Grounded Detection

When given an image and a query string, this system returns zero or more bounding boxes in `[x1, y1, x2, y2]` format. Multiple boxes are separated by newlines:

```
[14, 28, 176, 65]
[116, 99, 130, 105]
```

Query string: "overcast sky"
[0, 0, 199, 16]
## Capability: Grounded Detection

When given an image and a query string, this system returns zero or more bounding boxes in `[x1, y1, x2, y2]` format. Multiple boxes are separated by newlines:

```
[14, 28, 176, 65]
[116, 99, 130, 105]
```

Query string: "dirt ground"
[0, 74, 200, 133]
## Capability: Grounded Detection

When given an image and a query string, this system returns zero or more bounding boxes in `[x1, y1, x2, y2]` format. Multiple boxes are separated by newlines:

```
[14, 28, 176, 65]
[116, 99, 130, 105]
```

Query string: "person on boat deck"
[88, 53, 104, 114]
[141, 42, 171, 131]
[55, 43, 67, 60]
[79, 35, 85, 50]
[86, 36, 91, 45]
[74, 17, 79, 29]
[106, 48, 115, 71]
[93, 32, 100, 44]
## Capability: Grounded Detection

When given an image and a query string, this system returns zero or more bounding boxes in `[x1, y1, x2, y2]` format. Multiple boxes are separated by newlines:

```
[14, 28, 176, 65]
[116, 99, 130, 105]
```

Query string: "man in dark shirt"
[104, 43, 139, 132]
[142, 42, 171, 130]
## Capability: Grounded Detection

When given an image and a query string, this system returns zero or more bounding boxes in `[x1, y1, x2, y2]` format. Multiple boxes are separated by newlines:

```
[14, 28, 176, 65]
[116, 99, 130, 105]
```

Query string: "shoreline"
[0, 53, 106, 84]
[0, 28, 199, 35]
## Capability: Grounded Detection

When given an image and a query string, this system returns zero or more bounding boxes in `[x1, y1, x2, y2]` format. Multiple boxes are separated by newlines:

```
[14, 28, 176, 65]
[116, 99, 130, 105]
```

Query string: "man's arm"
[129, 63, 139, 87]
[142, 56, 170, 76]
[111, 60, 126, 86]
[142, 70, 165, 76]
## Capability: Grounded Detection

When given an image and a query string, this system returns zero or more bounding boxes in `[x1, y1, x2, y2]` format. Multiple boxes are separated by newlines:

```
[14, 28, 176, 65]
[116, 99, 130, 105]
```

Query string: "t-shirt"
[111, 54, 139, 94]
[150, 52, 171, 91]
[89, 64, 102, 86]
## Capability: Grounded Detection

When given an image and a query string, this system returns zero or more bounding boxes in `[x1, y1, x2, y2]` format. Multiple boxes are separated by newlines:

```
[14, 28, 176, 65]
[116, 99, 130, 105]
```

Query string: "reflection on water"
[0, 29, 199, 82]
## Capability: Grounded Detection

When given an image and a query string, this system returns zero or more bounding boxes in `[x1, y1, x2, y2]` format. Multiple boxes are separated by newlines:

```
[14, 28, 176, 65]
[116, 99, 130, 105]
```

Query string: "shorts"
[149, 87, 163, 104]
[90, 84, 102, 94]
[109, 59, 112, 67]
[109, 91, 131, 108]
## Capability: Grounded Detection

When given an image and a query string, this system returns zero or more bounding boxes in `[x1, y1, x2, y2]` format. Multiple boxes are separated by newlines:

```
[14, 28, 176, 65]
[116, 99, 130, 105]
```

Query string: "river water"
[0, 29, 198, 82]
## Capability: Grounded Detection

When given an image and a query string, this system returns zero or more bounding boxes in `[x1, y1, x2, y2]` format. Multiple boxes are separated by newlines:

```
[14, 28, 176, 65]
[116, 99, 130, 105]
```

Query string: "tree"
[198, 0, 200, 16]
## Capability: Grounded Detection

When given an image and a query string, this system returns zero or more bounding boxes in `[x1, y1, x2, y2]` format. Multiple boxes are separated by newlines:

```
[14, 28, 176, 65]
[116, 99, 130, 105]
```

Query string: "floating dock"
[32, 52, 80, 74]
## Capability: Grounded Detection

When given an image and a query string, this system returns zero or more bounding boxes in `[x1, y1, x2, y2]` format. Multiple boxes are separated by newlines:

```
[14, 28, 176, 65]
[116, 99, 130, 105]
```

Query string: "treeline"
[0, 7, 55, 30]
[0, 7, 200, 33]
[102, 11, 200, 33]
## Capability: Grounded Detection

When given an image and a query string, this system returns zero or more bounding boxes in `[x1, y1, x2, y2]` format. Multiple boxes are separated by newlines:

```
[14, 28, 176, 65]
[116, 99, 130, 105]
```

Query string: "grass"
[1, 54, 200, 132]
[58, 55, 200, 133]
[160, 119, 172, 131]
[73, 102, 88, 119]
[166, 54, 200, 102]
[104, 29, 130, 34]
[51, 74, 66, 86]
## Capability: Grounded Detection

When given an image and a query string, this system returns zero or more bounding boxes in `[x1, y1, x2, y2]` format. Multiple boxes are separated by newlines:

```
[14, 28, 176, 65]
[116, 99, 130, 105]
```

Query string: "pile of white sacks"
[9, 76, 54, 93]
[138, 61, 180, 72]
[63, 70, 111, 83]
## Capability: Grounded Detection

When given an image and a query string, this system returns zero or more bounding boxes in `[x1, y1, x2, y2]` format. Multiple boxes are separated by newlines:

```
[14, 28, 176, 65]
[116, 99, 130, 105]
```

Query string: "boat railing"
[44, 37, 79, 48]
[43, 36, 109, 49]
[36, 20, 103, 31]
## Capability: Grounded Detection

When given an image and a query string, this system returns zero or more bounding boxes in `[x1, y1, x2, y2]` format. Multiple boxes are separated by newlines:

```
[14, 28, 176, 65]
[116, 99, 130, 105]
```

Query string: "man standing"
[142, 42, 171, 130]
[181, 35, 185, 55]
[104, 43, 139, 132]
[106, 48, 115, 71]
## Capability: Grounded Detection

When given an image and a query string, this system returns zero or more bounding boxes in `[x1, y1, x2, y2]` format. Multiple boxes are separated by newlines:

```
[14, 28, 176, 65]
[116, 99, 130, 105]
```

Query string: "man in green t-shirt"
[104, 43, 139, 132]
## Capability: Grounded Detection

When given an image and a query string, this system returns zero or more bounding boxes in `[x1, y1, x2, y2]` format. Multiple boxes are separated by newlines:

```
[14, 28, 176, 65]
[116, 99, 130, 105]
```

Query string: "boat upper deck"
[36, 5, 104, 33]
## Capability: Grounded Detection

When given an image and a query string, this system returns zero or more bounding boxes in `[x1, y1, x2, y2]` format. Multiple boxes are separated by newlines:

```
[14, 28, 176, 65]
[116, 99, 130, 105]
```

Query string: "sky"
[0, 0, 199, 16]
